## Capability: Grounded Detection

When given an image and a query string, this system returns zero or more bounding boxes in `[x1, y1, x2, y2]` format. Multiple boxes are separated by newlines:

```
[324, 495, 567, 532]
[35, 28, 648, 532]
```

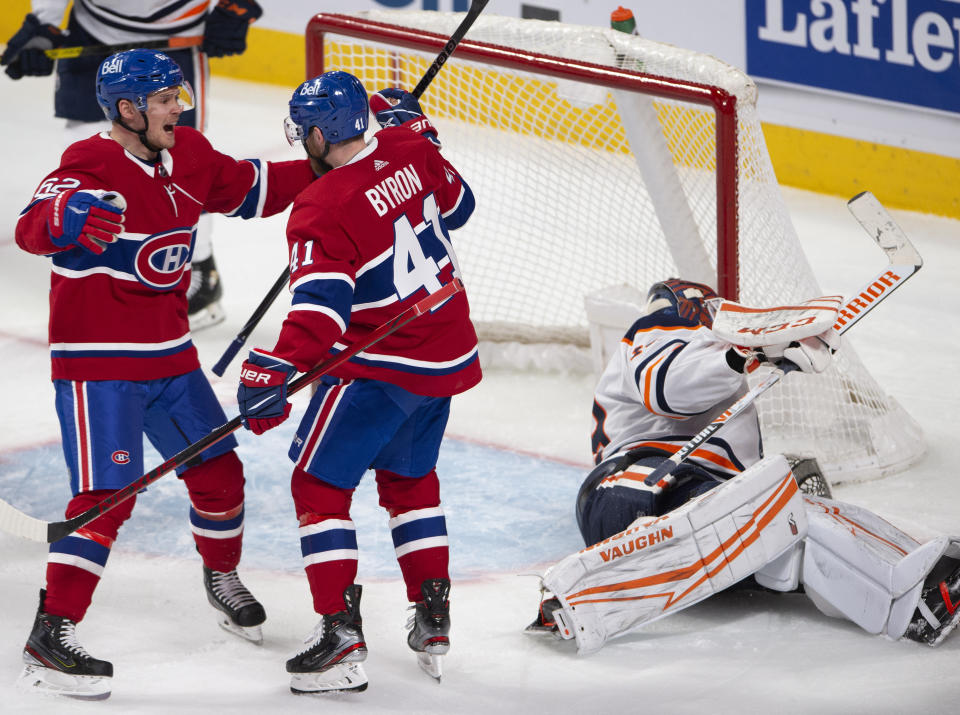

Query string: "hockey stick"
[0, 280, 463, 544]
[210, 0, 490, 375]
[412, 0, 490, 99]
[211, 267, 289, 376]
[44, 36, 203, 60]
[642, 191, 922, 492]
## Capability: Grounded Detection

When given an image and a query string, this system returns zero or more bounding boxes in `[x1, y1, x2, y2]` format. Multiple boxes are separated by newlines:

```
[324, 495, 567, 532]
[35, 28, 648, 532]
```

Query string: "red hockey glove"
[47, 190, 126, 255]
[238, 350, 296, 435]
[370, 88, 441, 148]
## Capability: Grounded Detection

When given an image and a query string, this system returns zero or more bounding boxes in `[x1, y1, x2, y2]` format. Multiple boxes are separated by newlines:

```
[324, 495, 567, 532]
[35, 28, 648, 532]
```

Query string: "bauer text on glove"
[237, 350, 296, 435]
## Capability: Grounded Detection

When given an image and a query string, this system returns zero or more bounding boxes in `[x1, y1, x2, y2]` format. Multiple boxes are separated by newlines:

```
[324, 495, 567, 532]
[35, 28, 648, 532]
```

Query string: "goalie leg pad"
[800, 496, 960, 638]
[542, 455, 806, 654]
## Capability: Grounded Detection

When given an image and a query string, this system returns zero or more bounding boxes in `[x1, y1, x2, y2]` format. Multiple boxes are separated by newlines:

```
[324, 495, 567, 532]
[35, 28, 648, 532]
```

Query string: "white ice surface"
[0, 74, 958, 714]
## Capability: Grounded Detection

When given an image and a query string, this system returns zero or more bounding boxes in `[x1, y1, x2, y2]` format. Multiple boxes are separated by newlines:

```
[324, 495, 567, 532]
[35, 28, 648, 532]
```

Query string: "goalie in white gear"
[529, 278, 960, 654]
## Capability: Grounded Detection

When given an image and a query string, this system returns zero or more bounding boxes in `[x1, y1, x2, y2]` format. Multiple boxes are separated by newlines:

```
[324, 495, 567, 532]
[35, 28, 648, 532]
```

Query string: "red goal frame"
[305, 12, 741, 299]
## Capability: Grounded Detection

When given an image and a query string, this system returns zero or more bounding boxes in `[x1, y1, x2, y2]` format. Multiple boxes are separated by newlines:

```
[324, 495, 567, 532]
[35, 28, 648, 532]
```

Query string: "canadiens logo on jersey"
[134, 228, 194, 290]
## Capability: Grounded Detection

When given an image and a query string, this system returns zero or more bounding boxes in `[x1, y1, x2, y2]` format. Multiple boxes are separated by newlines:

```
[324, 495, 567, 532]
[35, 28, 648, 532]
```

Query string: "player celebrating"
[234, 71, 478, 693]
[529, 279, 960, 654]
[1, 0, 265, 330]
[14, 49, 317, 700]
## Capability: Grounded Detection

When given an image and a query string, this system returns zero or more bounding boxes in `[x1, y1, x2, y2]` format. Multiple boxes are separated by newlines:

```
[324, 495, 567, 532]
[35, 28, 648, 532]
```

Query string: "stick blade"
[0, 498, 50, 543]
[847, 191, 923, 268]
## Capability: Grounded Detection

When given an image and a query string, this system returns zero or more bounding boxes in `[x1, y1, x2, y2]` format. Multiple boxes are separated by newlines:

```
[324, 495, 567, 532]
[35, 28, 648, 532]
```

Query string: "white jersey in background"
[32, 0, 211, 43]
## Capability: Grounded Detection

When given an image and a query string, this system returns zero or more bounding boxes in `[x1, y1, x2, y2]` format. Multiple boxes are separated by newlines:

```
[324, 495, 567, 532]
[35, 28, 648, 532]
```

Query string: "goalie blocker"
[538, 455, 960, 654]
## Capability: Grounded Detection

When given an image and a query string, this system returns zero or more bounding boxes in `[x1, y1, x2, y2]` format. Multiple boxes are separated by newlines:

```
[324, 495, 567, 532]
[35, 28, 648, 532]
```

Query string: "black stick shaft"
[212, 267, 290, 376]
[45, 36, 202, 59]
[412, 0, 490, 99]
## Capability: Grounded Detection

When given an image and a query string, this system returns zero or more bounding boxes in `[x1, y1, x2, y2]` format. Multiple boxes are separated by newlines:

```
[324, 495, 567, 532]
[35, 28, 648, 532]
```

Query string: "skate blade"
[216, 615, 263, 645]
[290, 662, 368, 694]
[416, 652, 443, 682]
[17, 663, 111, 701]
[188, 302, 226, 332]
[929, 609, 960, 647]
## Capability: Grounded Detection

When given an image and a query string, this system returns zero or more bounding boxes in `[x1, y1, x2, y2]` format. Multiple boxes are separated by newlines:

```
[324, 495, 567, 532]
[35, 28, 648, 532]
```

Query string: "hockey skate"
[525, 595, 562, 634]
[406, 578, 451, 682]
[187, 255, 225, 331]
[18, 590, 112, 701]
[287, 584, 368, 695]
[787, 456, 832, 498]
[203, 566, 266, 644]
[904, 557, 960, 646]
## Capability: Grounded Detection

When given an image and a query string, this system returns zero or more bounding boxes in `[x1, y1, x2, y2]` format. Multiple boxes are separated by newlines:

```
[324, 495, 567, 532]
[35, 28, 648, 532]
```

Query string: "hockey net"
[305, 10, 924, 482]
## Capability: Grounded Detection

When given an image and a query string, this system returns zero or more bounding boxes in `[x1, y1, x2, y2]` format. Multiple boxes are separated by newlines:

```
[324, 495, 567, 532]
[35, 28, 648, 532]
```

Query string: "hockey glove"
[370, 88, 441, 148]
[1, 14, 65, 80]
[202, 0, 263, 57]
[48, 190, 126, 255]
[238, 350, 296, 435]
[764, 329, 840, 374]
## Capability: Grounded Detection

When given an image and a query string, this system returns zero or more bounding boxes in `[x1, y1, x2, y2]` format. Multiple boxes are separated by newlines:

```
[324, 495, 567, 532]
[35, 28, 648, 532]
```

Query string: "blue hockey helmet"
[647, 278, 720, 327]
[284, 71, 368, 146]
[95, 49, 193, 121]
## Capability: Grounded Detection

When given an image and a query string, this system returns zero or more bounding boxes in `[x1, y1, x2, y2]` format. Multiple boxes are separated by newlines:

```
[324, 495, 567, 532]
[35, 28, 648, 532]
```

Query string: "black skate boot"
[904, 557, 960, 646]
[287, 584, 368, 694]
[18, 590, 113, 700]
[203, 566, 266, 644]
[787, 456, 832, 498]
[406, 578, 450, 681]
[187, 255, 225, 331]
[525, 596, 562, 634]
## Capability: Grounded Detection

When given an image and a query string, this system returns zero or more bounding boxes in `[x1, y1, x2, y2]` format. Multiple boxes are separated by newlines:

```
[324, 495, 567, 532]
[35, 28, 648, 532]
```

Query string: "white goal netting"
[306, 10, 924, 482]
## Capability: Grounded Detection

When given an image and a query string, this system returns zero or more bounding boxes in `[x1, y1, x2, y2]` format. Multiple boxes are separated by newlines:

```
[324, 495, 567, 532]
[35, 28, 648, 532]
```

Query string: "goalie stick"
[0, 281, 463, 544]
[642, 191, 922, 492]
[211, 0, 491, 376]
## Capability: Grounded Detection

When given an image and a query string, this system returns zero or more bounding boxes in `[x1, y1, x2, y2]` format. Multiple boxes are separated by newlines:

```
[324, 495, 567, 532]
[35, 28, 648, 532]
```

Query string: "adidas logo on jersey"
[374, 159, 390, 171]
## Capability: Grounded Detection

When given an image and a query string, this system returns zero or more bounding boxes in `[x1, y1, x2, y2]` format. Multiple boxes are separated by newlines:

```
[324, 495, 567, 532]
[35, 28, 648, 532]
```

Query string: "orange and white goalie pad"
[541, 455, 806, 654]
[775, 496, 960, 640]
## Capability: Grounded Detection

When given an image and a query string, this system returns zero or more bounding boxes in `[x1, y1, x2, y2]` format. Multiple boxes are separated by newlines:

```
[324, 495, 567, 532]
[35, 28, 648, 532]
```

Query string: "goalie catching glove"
[370, 88, 441, 148]
[237, 350, 296, 435]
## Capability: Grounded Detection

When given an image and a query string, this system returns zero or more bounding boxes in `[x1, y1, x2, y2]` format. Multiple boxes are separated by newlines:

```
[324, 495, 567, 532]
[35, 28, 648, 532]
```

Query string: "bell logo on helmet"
[100, 56, 124, 75]
[299, 81, 321, 96]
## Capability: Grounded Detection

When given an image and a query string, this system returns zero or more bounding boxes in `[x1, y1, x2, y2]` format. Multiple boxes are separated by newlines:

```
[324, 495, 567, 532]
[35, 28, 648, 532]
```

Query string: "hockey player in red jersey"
[529, 279, 960, 654]
[1, 0, 266, 331]
[235, 71, 479, 693]
[14, 49, 317, 700]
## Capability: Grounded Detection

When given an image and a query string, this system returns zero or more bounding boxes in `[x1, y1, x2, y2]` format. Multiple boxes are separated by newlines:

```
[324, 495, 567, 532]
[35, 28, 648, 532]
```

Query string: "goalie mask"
[646, 278, 720, 328]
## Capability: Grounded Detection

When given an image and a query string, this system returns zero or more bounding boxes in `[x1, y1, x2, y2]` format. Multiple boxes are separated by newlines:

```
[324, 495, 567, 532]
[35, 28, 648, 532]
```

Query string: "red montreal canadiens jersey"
[271, 126, 480, 397]
[16, 128, 315, 381]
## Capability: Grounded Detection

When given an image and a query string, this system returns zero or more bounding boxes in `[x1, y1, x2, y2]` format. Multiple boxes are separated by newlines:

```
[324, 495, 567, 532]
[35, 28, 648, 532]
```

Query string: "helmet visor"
[148, 81, 195, 112]
[284, 116, 304, 146]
